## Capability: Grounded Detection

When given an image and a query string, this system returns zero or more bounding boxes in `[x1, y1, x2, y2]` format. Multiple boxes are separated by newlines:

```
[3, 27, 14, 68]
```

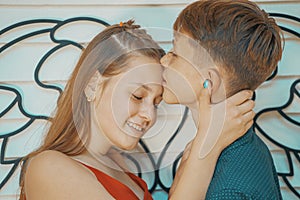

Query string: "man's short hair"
[174, 0, 283, 96]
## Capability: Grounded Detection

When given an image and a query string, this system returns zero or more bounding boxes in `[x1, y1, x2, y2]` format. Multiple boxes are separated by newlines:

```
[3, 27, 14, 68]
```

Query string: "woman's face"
[96, 56, 163, 150]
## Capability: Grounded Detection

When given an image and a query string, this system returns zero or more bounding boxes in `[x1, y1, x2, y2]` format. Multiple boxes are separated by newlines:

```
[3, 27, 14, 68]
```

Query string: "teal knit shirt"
[206, 127, 282, 200]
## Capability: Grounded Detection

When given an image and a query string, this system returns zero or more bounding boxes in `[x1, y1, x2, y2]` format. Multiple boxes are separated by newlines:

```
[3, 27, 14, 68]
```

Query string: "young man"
[162, 0, 283, 199]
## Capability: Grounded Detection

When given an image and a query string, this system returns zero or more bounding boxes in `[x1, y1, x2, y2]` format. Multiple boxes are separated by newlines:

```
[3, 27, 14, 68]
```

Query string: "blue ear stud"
[203, 79, 209, 89]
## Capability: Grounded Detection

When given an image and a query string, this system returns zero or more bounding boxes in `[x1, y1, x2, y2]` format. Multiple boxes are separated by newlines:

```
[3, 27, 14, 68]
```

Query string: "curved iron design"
[0, 17, 110, 190]
[254, 79, 300, 199]
[0, 13, 299, 199]
[253, 13, 300, 199]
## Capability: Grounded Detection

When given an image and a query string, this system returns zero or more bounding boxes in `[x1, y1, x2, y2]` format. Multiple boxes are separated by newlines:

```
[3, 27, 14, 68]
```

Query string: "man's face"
[160, 31, 212, 105]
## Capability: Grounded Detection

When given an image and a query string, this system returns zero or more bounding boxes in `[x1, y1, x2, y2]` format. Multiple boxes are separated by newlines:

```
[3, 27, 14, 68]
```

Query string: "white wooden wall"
[0, 0, 299, 199]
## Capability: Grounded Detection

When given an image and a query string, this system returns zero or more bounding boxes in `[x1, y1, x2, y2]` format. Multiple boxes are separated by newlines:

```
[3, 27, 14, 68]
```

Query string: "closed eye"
[132, 94, 143, 100]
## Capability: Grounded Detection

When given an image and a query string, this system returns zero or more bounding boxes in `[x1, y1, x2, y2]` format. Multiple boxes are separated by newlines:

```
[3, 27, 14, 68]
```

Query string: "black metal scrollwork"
[254, 13, 300, 199]
[0, 17, 110, 190]
[0, 13, 299, 198]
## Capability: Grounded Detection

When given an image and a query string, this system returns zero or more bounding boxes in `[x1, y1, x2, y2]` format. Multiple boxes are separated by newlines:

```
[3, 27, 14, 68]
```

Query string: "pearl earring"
[86, 93, 95, 102]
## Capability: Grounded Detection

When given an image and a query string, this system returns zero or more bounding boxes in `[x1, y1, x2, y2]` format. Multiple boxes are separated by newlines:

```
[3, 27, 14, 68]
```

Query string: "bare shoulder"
[26, 150, 74, 169]
[25, 150, 82, 185]
[24, 150, 114, 200]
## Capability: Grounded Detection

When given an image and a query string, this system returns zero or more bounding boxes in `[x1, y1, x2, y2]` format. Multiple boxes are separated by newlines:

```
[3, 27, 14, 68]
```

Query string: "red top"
[81, 163, 153, 200]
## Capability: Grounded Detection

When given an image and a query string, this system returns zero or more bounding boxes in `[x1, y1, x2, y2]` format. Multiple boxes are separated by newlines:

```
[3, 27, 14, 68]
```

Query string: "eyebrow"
[129, 83, 153, 92]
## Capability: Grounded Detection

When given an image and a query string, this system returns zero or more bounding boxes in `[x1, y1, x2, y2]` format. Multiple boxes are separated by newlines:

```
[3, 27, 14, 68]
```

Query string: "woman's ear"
[84, 71, 103, 102]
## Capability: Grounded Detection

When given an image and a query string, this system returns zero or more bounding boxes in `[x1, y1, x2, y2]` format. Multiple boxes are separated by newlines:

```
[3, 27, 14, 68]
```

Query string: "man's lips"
[162, 73, 167, 85]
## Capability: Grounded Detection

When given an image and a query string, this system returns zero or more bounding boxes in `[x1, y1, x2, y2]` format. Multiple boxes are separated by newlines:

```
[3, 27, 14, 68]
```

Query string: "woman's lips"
[125, 121, 146, 137]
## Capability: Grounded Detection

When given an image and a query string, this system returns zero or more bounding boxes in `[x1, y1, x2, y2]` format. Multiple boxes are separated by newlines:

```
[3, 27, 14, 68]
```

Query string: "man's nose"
[160, 53, 170, 68]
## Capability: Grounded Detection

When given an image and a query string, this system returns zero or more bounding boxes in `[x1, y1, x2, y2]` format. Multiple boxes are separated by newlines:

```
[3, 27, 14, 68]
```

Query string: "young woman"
[19, 20, 254, 200]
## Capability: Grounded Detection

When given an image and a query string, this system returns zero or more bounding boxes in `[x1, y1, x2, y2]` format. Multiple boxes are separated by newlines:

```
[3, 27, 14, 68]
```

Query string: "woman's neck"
[74, 148, 129, 173]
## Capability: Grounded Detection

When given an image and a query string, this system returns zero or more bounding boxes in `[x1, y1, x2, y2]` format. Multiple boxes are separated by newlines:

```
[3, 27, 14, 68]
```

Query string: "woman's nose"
[138, 103, 155, 123]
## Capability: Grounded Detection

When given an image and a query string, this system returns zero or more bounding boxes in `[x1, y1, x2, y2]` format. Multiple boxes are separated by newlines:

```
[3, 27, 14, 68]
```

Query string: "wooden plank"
[1, 2, 299, 35]
[0, 0, 300, 6]
[255, 77, 300, 113]
[0, 165, 21, 196]
[0, 83, 60, 118]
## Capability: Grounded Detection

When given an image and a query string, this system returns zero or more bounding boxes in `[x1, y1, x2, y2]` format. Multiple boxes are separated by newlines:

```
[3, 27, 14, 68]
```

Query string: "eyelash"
[132, 94, 143, 100]
[132, 94, 160, 109]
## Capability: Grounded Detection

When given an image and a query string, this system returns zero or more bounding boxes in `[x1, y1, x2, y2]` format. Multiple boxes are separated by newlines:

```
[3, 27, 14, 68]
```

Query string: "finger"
[237, 99, 255, 114]
[198, 80, 212, 107]
[237, 120, 254, 138]
[239, 110, 256, 129]
[231, 118, 254, 143]
[227, 90, 253, 106]
[196, 80, 212, 128]
[244, 120, 254, 132]
[232, 119, 254, 143]
[197, 81, 211, 122]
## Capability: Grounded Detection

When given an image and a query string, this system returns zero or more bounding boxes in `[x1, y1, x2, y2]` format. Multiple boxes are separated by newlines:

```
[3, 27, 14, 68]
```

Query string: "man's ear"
[206, 68, 225, 103]
[84, 71, 103, 102]
[207, 68, 222, 94]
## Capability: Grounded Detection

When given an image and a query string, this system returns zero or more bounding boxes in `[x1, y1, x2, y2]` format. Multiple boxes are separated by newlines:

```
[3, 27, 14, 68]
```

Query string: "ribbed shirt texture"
[206, 127, 282, 200]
